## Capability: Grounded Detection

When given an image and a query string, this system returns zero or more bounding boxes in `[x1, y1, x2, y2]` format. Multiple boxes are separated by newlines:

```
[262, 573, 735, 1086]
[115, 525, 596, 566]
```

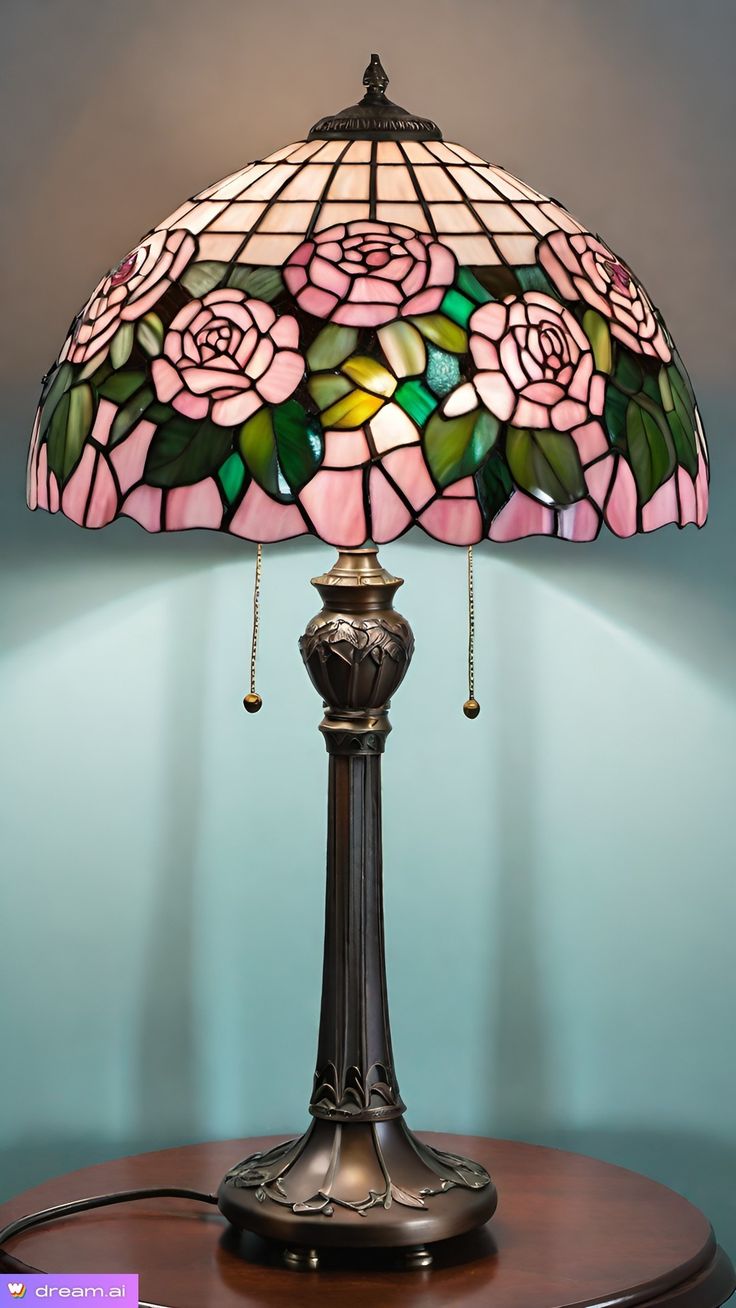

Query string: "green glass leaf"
[228, 265, 284, 301]
[272, 399, 323, 491]
[376, 320, 426, 378]
[96, 370, 147, 403]
[506, 427, 586, 507]
[426, 345, 461, 398]
[136, 313, 164, 357]
[515, 265, 557, 297]
[658, 367, 674, 412]
[672, 349, 697, 408]
[109, 386, 155, 444]
[582, 310, 612, 374]
[320, 389, 384, 429]
[107, 324, 134, 369]
[408, 313, 468, 354]
[341, 355, 396, 397]
[218, 452, 246, 503]
[394, 379, 438, 425]
[239, 408, 280, 495]
[625, 398, 676, 503]
[145, 415, 233, 488]
[47, 383, 94, 483]
[476, 452, 514, 525]
[456, 267, 493, 304]
[78, 350, 110, 381]
[307, 373, 354, 411]
[439, 288, 475, 327]
[669, 365, 697, 427]
[604, 383, 628, 450]
[613, 349, 643, 395]
[179, 260, 228, 297]
[39, 363, 74, 438]
[306, 323, 359, 371]
[664, 367, 698, 477]
[424, 406, 499, 487]
[145, 400, 175, 423]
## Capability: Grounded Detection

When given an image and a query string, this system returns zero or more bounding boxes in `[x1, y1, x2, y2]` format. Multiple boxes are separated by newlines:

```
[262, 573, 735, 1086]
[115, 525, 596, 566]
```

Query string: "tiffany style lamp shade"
[26, 56, 708, 1267]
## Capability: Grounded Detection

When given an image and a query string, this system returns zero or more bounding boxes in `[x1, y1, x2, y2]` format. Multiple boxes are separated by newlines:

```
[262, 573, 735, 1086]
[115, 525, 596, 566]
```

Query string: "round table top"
[0, 1134, 733, 1308]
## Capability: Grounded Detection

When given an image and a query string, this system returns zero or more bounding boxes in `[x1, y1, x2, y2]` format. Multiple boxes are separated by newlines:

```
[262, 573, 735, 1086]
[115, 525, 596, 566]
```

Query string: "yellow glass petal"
[341, 356, 397, 397]
[321, 389, 385, 430]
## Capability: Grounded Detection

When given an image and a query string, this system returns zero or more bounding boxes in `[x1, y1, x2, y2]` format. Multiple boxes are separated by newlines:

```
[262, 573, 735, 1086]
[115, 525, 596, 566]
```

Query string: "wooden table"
[0, 1134, 733, 1307]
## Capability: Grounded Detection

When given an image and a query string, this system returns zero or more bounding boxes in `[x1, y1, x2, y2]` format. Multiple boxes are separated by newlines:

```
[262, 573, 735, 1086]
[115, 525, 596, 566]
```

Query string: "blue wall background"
[1, 0, 734, 1263]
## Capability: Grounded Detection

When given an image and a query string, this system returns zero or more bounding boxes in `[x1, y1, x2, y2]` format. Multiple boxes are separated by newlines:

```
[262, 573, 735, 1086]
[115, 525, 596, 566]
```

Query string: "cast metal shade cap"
[27, 55, 708, 548]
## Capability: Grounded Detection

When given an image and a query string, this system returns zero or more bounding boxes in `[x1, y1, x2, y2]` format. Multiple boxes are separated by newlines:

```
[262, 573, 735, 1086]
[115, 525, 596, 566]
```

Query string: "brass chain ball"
[463, 698, 480, 719]
[243, 693, 263, 714]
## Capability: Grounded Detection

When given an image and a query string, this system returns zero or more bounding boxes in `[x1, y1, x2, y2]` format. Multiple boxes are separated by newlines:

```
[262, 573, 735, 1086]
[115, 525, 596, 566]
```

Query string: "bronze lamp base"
[217, 546, 496, 1265]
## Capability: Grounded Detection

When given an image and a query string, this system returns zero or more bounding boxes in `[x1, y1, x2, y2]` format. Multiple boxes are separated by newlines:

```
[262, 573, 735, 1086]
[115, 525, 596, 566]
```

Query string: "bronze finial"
[362, 53, 389, 102]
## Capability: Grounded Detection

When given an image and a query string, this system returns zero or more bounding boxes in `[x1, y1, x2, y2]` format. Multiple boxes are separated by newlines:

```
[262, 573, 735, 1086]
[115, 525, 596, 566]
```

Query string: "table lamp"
[25, 55, 709, 1269]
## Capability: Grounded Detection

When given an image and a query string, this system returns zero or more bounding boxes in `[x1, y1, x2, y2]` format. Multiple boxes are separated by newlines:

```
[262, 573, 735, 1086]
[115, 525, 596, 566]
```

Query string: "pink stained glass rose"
[152, 289, 304, 427]
[469, 292, 604, 432]
[538, 231, 671, 362]
[283, 220, 456, 327]
[67, 229, 196, 364]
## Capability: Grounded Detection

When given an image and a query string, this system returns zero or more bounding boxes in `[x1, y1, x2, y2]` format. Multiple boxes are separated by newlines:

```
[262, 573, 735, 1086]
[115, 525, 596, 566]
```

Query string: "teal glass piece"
[426, 344, 461, 398]
[218, 452, 246, 503]
[439, 288, 475, 327]
[394, 379, 438, 425]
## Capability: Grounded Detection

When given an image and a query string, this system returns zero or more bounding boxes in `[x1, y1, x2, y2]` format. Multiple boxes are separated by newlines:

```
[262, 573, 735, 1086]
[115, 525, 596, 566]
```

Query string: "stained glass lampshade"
[22, 55, 709, 1268]
[27, 60, 707, 545]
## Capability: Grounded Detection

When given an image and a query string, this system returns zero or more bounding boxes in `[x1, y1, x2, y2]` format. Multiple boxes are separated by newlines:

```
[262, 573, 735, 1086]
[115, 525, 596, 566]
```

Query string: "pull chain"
[243, 543, 263, 714]
[463, 545, 480, 719]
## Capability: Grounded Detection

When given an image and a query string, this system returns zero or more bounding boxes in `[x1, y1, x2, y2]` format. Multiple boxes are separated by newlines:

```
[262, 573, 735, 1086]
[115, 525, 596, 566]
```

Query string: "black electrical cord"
[0, 1186, 218, 1282]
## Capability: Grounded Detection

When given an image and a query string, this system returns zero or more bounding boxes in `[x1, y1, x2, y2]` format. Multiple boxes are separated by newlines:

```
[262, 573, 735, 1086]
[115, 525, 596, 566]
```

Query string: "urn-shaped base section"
[218, 1117, 497, 1249]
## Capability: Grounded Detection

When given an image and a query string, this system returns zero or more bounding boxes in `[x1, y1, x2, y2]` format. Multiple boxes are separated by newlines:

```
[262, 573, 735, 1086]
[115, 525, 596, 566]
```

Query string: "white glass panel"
[375, 202, 430, 232]
[403, 142, 438, 163]
[482, 169, 527, 201]
[171, 200, 227, 234]
[326, 165, 370, 201]
[262, 141, 308, 162]
[541, 202, 586, 234]
[441, 234, 500, 263]
[493, 167, 548, 201]
[282, 140, 325, 162]
[238, 232, 304, 263]
[258, 201, 317, 233]
[240, 163, 300, 200]
[205, 164, 271, 201]
[376, 165, 417, 202]
[473, 203, 532, 234]
[210, 201, 267, 231]
[376, 142, 403, 162]
[343, 141, 372, 162]
[425, 141, 466, 164]
[310, 140, 348, 161]
[195, 233, 244, 261]
[414, 167, 463, 202]
[448, 167, 504, 202]
[314, 202, 370, 230]
[429, 203, 481, 233]
[514, 204, 560, 236]
[444, 141, 487, 164]
[279, 164, 333, 200]
[494, 233, 540, 263]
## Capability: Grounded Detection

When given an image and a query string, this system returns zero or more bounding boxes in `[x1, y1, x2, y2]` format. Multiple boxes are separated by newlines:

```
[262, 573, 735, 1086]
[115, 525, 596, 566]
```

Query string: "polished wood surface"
[0, 1134, 733, 1307]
